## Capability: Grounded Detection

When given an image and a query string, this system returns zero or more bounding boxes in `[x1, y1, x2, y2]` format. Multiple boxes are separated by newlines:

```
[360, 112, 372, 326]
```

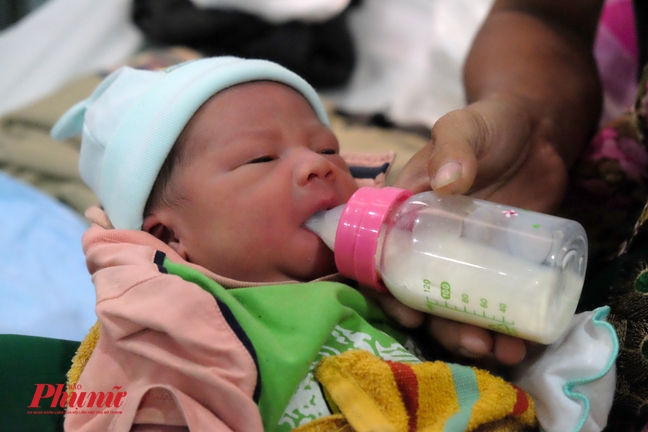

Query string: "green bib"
[163, 259, 418, 431]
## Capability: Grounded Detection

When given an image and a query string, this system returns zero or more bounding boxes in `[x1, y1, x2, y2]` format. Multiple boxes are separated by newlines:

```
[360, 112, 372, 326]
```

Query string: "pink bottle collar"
[335, 186, 413, 292]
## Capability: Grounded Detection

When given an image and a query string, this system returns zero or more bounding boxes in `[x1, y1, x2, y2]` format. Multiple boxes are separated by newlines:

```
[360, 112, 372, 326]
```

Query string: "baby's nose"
[294, 151, 335, 186]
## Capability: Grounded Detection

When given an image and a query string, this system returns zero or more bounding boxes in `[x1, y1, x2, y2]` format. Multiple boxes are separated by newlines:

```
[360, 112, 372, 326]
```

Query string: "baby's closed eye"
[248, 156, 275, 164]
[319, 149, 337, 155]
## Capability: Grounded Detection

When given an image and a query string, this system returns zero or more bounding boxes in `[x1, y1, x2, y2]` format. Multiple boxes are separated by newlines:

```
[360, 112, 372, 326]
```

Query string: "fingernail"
[459, 334, 490, 356]
[432, 161, 462, 189]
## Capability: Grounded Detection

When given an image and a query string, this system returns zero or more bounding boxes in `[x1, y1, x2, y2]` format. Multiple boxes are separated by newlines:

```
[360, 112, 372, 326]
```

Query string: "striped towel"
[295, 350, 537, 432]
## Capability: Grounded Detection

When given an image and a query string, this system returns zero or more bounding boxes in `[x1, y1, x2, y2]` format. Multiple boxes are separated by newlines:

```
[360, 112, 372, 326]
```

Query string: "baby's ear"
[142, 215, 188, 259]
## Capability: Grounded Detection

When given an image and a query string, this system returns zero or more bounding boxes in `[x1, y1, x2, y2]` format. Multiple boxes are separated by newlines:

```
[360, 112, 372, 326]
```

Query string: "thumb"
[396, 99, 533, 198]
[394, 108, 482, 195]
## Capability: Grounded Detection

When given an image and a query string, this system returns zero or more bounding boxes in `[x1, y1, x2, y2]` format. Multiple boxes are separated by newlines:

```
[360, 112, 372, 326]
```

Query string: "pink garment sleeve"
[65, 228, 263, 432]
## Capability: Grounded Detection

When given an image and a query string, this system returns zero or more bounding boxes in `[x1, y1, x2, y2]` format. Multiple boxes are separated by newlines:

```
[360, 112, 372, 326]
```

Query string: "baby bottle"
[306, 187, 588, 344]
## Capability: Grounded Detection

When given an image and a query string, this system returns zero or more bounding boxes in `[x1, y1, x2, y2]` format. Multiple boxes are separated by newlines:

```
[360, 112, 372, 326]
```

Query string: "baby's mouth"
[303, 205, 344, 251]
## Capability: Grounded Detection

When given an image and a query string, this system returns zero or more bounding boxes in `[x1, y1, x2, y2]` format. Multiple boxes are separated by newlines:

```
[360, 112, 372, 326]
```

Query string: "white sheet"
[0, 0, 143, 118]
[322, 0, 494, 129]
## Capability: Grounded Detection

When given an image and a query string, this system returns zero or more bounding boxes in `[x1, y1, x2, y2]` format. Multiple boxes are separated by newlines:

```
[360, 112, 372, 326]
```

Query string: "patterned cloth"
[571, 63, 648, 431]
[559, 64, 648, 264]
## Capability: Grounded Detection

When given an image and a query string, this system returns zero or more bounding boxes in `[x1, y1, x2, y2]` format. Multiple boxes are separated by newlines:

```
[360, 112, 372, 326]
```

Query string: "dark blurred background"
[0, 0, 48, 31]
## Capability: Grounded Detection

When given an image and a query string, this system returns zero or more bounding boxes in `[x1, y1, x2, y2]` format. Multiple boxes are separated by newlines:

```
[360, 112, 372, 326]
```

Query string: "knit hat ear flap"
[50, 99, 87, 140]
[51, 71, 123, 140]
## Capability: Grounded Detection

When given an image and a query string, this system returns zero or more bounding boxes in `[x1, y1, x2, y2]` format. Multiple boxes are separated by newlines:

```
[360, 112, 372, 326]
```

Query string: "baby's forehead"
[191, 80, 323, 129]
[206, 80, 311, 103]
[178, 80, 326, 152]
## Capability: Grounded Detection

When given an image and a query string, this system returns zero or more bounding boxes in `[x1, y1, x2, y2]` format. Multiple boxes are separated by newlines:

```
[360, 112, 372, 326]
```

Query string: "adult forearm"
[464, 0, 604, 167]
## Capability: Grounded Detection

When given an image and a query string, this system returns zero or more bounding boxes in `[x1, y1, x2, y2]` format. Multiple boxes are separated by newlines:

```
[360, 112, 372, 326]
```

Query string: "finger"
[424, 109, 484, 195]
[358, 286, 425, 328]
[424, 316, 494, 358]
[492, 333, 527, 366]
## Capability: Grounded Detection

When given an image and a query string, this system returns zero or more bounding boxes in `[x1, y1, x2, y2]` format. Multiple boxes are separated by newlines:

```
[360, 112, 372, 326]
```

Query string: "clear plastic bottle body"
[377, 192, 587, 344]
[306, 187, 588, 344]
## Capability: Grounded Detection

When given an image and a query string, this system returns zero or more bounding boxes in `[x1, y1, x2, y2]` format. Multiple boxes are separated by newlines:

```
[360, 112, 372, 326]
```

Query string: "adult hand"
[394, 97, 569, 214]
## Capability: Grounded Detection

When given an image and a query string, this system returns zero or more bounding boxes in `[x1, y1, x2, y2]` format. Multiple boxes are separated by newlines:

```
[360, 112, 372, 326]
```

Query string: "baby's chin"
[293, 246, 339, 282]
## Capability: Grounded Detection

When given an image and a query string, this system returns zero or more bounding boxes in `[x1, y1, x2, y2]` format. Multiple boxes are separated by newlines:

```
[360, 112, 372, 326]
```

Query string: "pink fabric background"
[594, 0, 638, 124]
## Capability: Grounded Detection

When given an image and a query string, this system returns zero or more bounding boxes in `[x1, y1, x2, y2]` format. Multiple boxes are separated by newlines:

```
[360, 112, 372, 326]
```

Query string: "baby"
[50, 57, 608, 432]
[140, 80, 357, 284]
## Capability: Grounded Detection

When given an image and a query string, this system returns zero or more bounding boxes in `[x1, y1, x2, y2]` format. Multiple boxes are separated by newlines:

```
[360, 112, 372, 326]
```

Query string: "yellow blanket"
[296, 350, 537, 432]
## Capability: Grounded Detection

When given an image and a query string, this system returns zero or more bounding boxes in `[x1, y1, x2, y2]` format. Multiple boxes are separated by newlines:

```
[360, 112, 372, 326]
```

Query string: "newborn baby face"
[147, 81, 358, 282]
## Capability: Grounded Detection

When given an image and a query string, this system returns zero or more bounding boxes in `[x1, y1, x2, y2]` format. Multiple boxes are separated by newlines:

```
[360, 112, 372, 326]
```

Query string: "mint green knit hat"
[51, 56, 329, 230]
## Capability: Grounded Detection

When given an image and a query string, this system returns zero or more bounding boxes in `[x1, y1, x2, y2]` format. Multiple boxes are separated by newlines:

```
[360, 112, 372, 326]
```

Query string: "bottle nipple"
[305, 205, 345, 250]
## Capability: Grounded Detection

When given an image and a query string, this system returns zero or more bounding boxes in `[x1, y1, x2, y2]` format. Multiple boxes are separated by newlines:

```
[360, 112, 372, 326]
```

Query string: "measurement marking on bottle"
[426, 298, 515, 325]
